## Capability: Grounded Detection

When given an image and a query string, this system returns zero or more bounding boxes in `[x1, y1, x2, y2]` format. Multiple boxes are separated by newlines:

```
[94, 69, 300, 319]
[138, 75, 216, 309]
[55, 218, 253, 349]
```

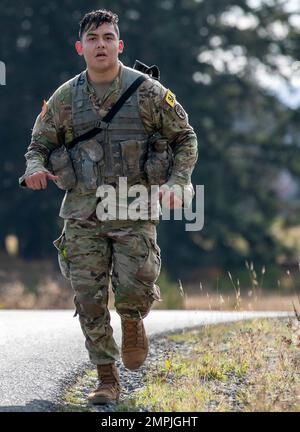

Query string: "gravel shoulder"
[58, 316, 300, 412]
[57, 328, 192, 412]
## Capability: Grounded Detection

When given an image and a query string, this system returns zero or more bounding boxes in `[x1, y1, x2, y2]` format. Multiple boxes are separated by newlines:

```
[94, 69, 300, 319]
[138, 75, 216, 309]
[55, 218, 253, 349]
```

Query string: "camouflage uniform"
[19, 61, 198, 365]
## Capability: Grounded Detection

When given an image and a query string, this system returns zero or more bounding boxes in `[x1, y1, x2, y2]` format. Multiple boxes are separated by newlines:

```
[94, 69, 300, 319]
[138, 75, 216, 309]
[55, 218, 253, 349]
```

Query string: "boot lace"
[122, 319, 145, 348]
[98, 364, 120, 388]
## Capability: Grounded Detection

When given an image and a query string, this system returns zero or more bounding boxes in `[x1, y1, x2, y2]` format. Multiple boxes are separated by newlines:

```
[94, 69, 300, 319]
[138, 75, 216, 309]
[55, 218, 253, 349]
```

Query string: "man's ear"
[118, 40, 124, 54]
[75, 40, 83, 56]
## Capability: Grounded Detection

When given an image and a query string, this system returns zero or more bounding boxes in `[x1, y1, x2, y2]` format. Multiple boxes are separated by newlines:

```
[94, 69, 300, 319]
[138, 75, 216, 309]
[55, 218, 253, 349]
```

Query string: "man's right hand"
[25, 171, 59, 190]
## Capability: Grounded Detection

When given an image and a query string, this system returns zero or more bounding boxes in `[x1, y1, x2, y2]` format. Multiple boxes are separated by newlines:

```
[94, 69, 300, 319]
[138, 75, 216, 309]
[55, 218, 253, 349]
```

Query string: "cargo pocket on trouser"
[73, 295, 105, 320]
[136, 235, 162, 303]
[53, 231, 70, 280]
[119, 139, 148, 184]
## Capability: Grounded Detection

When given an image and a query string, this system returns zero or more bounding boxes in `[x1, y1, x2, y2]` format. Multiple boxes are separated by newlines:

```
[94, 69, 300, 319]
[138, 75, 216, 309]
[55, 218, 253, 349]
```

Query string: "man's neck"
[87, 61, 121, 84]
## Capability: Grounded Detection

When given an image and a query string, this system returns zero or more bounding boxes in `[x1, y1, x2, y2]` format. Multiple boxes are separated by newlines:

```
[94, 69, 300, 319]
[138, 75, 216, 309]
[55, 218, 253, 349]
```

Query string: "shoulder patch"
[165, 89, 176, 108]
[174, 102, 187, 120]
[41, 100, 48, 119]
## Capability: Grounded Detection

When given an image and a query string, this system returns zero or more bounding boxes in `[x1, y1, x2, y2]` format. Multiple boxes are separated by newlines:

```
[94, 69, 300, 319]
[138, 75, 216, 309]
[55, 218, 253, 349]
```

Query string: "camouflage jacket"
[19, 61, 198, 220]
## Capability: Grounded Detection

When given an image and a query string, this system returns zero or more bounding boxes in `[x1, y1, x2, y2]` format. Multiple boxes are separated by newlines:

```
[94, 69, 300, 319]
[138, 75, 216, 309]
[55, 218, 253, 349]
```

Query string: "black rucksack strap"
[68, 75, 147, 149]
[103, 75, 146, 122]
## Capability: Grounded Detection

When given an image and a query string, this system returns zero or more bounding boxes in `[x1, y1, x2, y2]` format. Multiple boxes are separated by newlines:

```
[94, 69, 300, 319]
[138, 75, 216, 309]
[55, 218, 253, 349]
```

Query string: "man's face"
[75, 23, 124, 74]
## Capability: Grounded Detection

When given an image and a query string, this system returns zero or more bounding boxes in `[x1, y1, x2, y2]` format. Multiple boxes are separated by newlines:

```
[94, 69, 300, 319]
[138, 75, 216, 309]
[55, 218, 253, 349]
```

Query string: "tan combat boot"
[121, 318, 149, 370]
[87, 363, 121, 404]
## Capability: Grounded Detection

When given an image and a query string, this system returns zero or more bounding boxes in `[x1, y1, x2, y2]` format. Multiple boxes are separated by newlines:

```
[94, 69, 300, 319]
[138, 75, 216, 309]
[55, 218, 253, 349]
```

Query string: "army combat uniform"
[19, 61, 198, 365]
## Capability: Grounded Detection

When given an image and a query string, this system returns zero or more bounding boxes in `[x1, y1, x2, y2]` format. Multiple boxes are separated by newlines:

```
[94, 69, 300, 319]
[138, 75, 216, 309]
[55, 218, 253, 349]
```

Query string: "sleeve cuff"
[18, 166, 50, 189]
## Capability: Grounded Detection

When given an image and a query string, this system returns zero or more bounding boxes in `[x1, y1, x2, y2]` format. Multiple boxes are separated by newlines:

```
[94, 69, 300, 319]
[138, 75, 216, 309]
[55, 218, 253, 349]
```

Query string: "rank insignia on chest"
[165, 89, 176, 107]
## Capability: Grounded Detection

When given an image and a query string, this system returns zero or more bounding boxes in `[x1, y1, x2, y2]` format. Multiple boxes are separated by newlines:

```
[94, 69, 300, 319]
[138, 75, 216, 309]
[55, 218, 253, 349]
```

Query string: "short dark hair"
[79, 9, 120, 40]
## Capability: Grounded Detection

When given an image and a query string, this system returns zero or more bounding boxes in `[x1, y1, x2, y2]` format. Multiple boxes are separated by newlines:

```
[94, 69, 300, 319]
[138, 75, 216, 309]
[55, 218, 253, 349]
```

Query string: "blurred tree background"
[1, 0, 300, 291]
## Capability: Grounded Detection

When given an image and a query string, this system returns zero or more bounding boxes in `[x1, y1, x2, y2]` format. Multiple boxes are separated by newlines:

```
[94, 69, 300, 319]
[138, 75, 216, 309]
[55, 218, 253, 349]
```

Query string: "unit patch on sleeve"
[174, 102, 186, 120]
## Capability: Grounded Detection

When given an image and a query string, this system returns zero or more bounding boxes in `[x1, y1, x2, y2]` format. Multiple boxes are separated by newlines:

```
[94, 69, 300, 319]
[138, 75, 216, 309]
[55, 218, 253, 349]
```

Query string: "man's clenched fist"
[25, 171, 59, 190]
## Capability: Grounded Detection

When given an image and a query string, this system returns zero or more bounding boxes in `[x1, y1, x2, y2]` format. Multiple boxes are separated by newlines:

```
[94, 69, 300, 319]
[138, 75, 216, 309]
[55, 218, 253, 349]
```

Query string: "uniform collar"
[84, 61, 124, 98]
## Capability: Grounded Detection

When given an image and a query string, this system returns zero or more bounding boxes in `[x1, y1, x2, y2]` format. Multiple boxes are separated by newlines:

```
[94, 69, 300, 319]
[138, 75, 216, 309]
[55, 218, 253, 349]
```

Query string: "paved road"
[0, 309, 291, 412]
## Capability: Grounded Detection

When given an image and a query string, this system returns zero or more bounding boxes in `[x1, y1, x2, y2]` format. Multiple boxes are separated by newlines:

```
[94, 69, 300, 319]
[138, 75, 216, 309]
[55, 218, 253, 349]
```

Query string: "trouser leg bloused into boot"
[108, 221, 161, 369]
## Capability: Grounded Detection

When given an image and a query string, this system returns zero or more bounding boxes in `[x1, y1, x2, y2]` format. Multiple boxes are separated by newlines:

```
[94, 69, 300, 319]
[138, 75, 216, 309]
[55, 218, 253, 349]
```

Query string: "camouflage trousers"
[53, 215, 161, 365]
